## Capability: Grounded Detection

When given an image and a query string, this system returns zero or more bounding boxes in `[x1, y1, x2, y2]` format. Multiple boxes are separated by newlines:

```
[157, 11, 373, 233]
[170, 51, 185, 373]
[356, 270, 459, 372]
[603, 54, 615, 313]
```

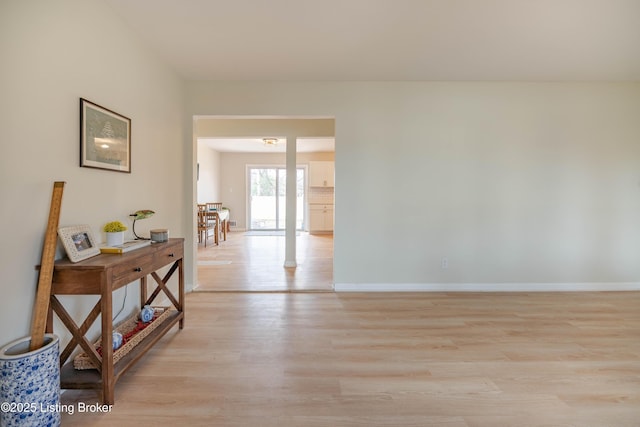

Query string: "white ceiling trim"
[199, 137, 335, 153]
[193, 115, 336, 120]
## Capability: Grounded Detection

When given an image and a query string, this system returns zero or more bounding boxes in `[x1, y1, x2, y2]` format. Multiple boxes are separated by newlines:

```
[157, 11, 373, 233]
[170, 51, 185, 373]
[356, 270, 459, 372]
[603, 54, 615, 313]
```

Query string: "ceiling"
[200, 137, 335, 153]
[104, 0, 640, 82]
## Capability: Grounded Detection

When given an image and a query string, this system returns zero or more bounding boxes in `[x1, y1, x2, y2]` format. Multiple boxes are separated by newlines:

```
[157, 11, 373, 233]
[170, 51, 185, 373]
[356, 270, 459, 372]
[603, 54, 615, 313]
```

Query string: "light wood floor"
[196, 231, 334, 292]
[61, 291, 640, 426]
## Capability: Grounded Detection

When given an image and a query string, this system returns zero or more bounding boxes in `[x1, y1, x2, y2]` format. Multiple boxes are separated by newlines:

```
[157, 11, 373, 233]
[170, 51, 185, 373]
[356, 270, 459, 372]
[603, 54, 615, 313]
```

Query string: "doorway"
[192, 117, 335, 293]
[248, 166, 306, 231]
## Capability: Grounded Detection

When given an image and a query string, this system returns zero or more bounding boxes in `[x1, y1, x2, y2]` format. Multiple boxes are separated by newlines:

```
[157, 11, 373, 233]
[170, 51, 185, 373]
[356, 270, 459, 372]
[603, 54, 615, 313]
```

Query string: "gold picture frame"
[80, 98, 131, 173]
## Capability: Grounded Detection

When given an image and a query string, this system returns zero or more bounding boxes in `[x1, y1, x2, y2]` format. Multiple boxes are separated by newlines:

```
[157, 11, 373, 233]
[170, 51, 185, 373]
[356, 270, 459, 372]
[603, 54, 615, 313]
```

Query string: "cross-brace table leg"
[144, 260, 184, 329]
[50, 297, 103, 368]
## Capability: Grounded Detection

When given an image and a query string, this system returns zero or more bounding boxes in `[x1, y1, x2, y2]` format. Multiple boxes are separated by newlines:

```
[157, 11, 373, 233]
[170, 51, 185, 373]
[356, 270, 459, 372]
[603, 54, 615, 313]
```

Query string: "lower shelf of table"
[60, 310, 183, 390]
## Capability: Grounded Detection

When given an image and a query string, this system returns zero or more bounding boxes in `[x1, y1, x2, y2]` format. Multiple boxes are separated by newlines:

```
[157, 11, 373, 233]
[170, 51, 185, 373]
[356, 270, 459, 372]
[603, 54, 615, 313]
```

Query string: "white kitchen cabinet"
[309, 204, 334, 233]
[309, 161, 334, 187]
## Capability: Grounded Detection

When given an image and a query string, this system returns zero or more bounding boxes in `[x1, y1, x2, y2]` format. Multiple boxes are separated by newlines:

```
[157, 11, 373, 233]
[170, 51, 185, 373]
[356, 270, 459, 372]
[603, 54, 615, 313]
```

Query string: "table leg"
[46, 303, 53, 333]
[222, 219, 227, 241]
[140, 276, 147, 308]
[178, 258, 184, 329]
[100, 285, 114, 405]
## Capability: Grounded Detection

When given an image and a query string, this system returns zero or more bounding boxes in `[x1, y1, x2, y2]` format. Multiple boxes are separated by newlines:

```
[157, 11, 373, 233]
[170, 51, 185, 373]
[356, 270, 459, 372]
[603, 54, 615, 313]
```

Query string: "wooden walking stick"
[29, 181, 65, 351]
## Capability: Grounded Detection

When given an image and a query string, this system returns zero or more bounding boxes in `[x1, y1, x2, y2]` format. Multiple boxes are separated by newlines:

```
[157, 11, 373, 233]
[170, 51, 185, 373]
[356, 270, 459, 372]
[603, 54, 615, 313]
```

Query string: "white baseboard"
[334, 282, 640, 292]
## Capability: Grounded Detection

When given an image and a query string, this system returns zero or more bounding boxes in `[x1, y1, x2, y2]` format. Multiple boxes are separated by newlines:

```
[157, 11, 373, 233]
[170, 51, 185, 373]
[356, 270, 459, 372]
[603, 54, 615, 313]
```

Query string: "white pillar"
[284, 136, 297, 267]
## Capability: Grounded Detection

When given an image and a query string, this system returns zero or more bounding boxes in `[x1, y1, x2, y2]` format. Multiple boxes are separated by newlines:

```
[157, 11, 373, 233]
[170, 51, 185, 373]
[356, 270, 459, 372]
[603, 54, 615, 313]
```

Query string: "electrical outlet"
[441, 257, 448, 269]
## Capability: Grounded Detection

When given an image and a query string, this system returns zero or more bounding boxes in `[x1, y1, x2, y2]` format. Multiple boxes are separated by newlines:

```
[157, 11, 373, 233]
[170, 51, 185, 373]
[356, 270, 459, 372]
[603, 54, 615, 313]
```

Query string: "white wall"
[186, 82, 640, 289]
[0, 0, 186, 347]
[197, 143, 221, 203]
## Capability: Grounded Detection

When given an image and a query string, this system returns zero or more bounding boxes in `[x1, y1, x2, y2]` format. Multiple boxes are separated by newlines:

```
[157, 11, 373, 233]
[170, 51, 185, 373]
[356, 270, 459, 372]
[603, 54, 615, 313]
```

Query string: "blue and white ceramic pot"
[0, 334, 60, 427]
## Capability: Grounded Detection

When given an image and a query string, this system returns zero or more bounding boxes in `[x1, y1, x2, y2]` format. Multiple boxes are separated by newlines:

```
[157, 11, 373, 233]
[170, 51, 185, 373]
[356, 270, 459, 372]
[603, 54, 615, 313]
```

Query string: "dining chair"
[197, 204, 214, 247]
[206, 202, 222, 211]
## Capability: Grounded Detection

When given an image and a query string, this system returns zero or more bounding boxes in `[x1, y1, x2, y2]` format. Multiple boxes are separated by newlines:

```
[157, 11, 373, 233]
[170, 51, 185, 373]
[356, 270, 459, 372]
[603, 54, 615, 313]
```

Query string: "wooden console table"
[45, 238, 184, 405]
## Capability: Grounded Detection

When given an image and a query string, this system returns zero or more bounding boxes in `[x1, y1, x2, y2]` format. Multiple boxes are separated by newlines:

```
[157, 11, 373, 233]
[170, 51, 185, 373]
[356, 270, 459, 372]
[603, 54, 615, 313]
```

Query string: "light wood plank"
[196, 231, 334, 292]
[61, 291, 640, 426]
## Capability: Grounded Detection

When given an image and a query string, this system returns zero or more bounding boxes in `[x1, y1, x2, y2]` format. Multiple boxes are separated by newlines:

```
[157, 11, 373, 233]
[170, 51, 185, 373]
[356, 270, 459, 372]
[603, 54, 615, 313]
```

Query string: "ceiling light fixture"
[263, 138, 279, 146]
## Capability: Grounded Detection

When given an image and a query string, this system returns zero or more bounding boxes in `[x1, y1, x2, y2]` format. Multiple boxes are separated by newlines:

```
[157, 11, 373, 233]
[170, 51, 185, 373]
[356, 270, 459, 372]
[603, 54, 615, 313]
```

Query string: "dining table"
[205, 208, 228, 244]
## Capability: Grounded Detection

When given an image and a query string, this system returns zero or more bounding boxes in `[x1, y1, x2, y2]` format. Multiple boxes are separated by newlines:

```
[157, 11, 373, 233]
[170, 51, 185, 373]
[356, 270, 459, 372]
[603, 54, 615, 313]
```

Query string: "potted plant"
[104, 221, 127, 246]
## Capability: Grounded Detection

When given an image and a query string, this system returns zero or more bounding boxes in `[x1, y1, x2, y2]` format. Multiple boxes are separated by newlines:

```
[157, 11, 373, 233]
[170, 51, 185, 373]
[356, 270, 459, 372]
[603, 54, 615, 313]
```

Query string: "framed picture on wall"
[80, 98, 131, 173]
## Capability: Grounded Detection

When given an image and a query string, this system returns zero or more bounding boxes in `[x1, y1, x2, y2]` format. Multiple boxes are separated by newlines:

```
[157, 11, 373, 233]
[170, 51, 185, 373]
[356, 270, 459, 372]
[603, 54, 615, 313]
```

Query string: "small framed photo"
[58, 225, 101, 263]
[80, 98, 131, 173]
